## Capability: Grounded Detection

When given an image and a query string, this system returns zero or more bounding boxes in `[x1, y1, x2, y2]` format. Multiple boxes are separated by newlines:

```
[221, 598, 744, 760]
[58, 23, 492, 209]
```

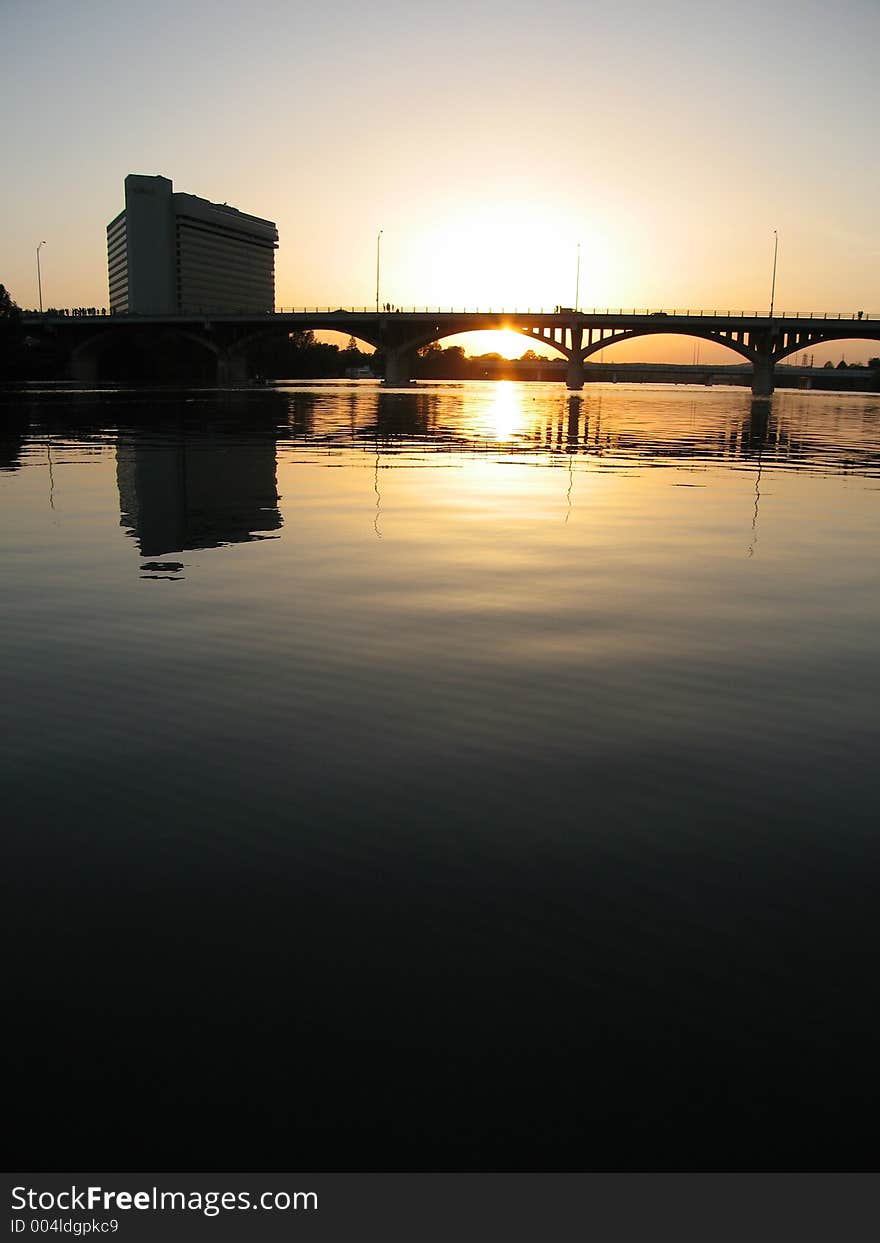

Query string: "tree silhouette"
[0, 284, 20, 320]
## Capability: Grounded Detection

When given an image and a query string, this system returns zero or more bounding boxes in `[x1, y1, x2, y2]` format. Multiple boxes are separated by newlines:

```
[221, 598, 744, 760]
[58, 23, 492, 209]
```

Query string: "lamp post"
[769, 229, 778, 318]
[376, 230, 383, 312]
[574, 242, 581, 312]
[36, 240, 46, 313]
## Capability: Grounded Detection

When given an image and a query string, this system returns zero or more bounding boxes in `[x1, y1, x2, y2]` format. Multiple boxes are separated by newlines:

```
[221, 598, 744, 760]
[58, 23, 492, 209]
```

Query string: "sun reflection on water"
[488, 381, 526, 443]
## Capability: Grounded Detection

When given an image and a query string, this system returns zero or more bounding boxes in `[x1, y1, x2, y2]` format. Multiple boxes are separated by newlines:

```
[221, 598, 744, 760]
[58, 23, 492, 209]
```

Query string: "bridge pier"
[751, 353, 775, 399]
[217, 352, 247, 386]
[69, 352, 99, 384]
[566, 356, 585, 390]
[384, 347, 414, 386]
[565, 326, 584, 390]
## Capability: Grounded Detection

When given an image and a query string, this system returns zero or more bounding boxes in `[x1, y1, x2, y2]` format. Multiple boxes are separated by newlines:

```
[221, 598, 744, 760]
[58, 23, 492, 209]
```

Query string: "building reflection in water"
[0, 413, 27, 472]
[116, 413, 281, 579]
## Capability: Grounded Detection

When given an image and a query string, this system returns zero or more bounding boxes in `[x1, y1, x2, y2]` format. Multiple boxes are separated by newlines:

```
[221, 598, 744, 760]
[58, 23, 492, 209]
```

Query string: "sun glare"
[447, 329, 557, 359]
[406, 201, 618, 312]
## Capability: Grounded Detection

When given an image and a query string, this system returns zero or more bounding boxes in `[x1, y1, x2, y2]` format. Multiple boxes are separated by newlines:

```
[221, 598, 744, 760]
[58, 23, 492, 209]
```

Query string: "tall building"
[107, 174, 278, 314]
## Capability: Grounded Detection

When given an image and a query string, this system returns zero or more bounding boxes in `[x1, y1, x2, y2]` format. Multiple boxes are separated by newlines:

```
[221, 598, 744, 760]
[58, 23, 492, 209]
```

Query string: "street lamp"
[769, 229, 778, 318]
[574, 242, 581, 312]
[376, 229, 383, 312]
[36, 240, 46, 313]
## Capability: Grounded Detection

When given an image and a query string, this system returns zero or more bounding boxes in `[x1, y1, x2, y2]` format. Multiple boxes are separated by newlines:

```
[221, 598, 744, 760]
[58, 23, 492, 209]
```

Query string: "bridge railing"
[272, 307, 874, 320]
[20, 307, 875, 321]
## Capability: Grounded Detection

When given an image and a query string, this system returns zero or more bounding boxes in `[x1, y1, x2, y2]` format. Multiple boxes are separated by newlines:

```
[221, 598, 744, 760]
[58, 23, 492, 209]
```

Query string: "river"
[3, 380, 879, 1168]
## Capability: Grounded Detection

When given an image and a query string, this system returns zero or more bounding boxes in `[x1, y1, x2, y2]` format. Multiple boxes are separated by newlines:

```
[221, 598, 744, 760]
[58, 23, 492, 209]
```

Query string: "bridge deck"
[22, 309, 875, 328]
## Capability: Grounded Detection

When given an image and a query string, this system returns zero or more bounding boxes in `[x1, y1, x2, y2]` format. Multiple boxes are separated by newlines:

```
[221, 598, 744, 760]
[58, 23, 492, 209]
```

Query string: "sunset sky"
[2, 0, 877, 362]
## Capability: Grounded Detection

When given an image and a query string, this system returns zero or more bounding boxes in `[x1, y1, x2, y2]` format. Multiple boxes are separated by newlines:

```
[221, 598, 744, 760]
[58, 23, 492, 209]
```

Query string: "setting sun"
[401, 200, 618, 315]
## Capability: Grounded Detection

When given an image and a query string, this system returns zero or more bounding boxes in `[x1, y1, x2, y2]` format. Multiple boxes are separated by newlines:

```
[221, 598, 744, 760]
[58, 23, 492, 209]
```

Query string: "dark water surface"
[3, 381, 879, 1169]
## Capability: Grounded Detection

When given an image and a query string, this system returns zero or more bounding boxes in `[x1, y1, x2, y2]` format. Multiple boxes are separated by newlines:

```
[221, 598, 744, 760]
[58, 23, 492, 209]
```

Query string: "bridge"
[19, 307, 879, 395]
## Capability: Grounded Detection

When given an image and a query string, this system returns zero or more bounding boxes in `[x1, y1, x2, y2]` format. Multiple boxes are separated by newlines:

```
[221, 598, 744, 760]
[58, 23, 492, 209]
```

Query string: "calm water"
[3, 381, 880, 1169]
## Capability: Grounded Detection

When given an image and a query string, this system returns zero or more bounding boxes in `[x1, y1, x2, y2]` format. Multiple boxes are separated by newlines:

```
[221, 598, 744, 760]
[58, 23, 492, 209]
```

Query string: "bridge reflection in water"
[266, 383, 880, 480]
[94, 386, 880, 577]
[7, 385, 875, 578]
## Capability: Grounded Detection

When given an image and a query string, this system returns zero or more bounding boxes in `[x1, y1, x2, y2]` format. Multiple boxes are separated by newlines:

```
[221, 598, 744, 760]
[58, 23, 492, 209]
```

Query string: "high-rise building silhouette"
[107, 174, 278, 314]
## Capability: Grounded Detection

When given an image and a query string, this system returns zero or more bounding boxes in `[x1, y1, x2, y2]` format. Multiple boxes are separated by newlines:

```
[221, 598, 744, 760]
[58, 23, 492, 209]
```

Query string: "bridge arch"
[227, 325, 384, 361]
[773, 330, 880, 364]
[69, 326, 221, 383]
[313, 327, 384, 353]
[579, 327, 756, 365]
[503, 325, 571, 359]
[399, 324, 572, 361]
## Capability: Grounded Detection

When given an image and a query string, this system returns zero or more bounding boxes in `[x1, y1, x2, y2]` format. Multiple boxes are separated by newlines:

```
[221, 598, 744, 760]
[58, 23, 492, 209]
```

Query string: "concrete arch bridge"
[21, 308, 879, 396]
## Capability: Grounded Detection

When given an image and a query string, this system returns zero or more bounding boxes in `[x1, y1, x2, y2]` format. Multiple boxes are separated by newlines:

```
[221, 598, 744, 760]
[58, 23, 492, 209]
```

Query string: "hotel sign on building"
[107, 174, 278, 314]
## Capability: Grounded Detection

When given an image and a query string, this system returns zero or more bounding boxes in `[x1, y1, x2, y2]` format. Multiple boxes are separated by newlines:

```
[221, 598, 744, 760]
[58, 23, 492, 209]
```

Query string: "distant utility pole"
[376, 230, 383, 313]
[36, 240, 46, 313]
[574, 242, 581, 311]
[769, 229, 778, 317]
